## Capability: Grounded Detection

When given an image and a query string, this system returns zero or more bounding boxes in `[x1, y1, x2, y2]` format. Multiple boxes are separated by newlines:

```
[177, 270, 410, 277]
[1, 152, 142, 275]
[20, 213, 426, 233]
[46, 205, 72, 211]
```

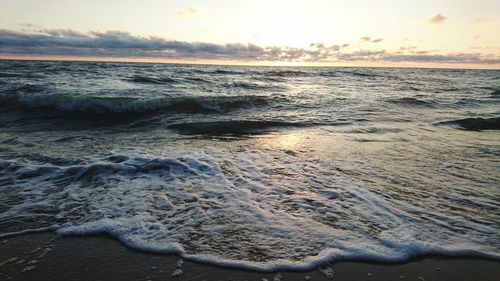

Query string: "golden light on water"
[261, 131, 321, 152]
[276, 133, 303, 150]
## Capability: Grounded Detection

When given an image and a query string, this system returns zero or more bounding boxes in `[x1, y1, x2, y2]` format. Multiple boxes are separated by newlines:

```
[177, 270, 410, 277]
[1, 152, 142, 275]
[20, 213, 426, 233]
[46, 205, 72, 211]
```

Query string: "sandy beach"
[0, 233, 498, 281]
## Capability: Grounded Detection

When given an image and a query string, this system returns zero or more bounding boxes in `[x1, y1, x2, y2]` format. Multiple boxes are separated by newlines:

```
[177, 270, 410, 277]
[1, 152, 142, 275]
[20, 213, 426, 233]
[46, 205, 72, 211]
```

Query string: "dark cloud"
[0, 29, 266, 59]
[0, 29, 348, 61]
[0, 28, 498, 65]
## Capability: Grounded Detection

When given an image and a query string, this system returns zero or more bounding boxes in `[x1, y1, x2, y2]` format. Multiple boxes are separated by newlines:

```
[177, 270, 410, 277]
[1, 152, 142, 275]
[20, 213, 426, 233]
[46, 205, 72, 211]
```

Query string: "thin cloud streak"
[0, 29, 498, 65]
[175, 4, 201, 17]
[472, 16, 492, 24]
[361, 37, 384, 43]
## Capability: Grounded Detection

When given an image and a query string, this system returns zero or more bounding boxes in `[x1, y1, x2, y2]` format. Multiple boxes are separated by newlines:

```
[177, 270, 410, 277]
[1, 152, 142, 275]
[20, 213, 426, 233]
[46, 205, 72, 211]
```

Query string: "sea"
[0, 60, 499, 271]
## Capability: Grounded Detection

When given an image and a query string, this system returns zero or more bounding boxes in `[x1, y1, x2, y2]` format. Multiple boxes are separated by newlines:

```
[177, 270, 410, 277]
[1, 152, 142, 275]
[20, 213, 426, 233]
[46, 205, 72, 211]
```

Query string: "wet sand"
[0, 233, 498, 281]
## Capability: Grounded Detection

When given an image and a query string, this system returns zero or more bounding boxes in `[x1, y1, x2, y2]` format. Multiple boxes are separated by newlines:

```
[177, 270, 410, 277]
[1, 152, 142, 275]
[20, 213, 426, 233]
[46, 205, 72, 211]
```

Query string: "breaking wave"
[1, 91, 275, 115]
[1, 149, 499, 271]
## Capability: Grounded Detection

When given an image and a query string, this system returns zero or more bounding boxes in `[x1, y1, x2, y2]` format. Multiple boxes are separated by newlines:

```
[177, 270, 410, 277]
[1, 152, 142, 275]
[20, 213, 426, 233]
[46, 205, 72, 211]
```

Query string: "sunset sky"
[0, 0, 499, 68]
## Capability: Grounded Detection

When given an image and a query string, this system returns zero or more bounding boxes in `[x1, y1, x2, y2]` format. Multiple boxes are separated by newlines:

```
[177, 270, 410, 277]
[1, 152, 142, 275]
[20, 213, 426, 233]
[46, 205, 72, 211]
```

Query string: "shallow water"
[0, 60, 499, 270]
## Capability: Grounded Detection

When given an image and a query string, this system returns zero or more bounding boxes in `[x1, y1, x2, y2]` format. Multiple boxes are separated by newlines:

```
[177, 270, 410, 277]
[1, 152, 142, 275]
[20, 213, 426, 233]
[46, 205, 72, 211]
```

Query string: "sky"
[0, 0, 499, 68]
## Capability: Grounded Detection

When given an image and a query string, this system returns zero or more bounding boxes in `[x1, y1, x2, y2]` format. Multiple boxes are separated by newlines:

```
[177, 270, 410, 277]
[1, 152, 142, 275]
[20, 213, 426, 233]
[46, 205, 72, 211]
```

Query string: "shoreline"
[1, 233, 498, 281]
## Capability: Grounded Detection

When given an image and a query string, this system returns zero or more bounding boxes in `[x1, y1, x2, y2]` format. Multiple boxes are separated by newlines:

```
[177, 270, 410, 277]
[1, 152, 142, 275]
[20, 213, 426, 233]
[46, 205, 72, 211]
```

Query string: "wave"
[386, 97, 438, 108]
[180, 69, 245, 75]
[0, 72, 28, 78]
[167, 120, 308, 135]
[262, 70, 309, 77]
[184, 77, 212, 84]
[1, 91, 273, 115]
[127, 75, 177, 84]
[338, 69, 382, 78]
[318, 71, 339, 78]
[452, 97, 497, 108]
[1, 149, 499, 271]
[250, 76, 286, 83]
[213, 69, 246, 75]
[437, 117, 500, 131]
[0, 85, 44, 106]
[398, 85, 424, 92]
[167, 96, 271, 113]
[229, 81, 285, 91]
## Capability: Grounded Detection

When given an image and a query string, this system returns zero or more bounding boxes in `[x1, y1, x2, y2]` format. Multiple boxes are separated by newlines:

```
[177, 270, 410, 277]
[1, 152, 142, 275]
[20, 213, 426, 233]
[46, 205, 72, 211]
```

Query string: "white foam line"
[0, 226, 58, 238]
[55, 227, 500, 272]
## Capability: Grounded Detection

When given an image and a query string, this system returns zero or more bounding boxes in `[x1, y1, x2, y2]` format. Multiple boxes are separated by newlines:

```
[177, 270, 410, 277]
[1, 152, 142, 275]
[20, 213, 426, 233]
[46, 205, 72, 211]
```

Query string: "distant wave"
[386, 97, 438, 108]
[213, 69, 246, 75]
[186, 69, 246, 75]
[250, 76, 286, 83]
[181, 68, 305, 78]
[167, 120, 309, 135]
[338, 69, 380, 78]
[184, 77, 212, 84]
[398, 85, 424, 92]
[490, 89, 500, 97]
[437, 117, 500, 131]
[229, 81, 286, 91]
[127, 75, 177, 84]
[318, 71, 339, 77]
[262, 70, 309, 77]
[0, 72, 30, 78]
[0, 71, 47, 79]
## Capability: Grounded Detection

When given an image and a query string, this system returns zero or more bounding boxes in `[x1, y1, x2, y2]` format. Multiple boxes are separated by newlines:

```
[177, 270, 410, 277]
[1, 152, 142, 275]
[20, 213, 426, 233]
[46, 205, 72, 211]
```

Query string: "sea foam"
[1, 147, 498, 271]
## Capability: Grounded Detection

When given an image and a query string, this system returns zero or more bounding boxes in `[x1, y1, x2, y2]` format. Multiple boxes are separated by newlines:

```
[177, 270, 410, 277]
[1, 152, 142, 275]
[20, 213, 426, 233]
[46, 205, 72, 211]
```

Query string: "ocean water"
[0, 60, 499, 270]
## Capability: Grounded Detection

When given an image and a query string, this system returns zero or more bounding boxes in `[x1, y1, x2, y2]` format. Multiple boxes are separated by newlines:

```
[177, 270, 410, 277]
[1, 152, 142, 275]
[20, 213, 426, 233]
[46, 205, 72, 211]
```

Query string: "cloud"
[0, 28, 498, 65]
[337, 50, 387, 61]
[428, 13, 447, 24]
[399, 45, 417, 51]
[0, 29, 347, 61]
[382, 53, 500, 64]
[175, 4, 201, 17]
[361, 37, 384, 43]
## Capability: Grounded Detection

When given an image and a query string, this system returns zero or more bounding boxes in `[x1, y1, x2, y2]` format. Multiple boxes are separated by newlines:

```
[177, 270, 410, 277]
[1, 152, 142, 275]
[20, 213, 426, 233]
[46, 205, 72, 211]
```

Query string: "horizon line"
[1, 55, 499, 71]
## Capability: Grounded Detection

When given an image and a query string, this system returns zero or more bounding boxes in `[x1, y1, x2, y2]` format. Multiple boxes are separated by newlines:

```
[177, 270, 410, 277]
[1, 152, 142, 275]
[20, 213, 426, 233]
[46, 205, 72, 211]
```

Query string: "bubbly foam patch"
[0, 148, 499, 270]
